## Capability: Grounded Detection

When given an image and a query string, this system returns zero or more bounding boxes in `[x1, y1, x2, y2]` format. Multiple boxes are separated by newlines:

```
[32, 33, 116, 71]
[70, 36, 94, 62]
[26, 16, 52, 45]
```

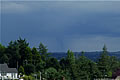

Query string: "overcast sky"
[1, 1, 120, 52]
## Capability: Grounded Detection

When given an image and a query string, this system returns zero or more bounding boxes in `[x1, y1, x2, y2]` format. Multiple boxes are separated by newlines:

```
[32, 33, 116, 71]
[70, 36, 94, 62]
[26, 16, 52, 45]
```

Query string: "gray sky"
[1, 1, 120, 52]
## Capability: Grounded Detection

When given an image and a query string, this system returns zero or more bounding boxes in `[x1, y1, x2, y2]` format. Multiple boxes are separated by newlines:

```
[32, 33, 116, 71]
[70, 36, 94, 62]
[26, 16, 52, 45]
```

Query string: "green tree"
[46, 57, 60, 71]
[66, 49, 77, 80]
[97, 45, 111, 78]
[0, 54, 9, 64]
[57, 70, 71, 80]
[39, 42, 50, 61]
[0, 43, 6, 56]
[110, 56, 120, 71]
[66, 49, 75, 65]
[24, 64, 35, 75]
[0, 44, 7, 63]
[35, 61, 45, 72]
[109, 56, 120, 77]
[6, 41, 20, 68]
[19, 66, 25, 76]
[17, 37, 29, 66]
[76, 51, 91, 80]
[32, 47, 41, 65]
[88, 61, 101, 79]
[22, 75, 35, 80]
[24, 47, 32, 64]
[59, 58, 67, 70]
[45, 67, 58, 80]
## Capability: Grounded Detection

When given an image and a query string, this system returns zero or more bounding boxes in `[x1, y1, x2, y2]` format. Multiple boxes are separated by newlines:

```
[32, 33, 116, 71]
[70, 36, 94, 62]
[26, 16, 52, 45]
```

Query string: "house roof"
[0, 64, 18, 73]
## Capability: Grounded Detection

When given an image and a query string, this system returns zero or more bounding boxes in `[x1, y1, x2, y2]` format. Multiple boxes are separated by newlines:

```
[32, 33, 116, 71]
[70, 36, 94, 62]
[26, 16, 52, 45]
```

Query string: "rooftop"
[0, 64, 18, 73]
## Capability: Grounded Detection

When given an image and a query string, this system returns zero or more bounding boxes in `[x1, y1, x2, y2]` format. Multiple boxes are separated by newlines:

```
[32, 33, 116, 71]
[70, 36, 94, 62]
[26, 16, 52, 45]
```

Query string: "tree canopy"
[0, 38, 120, 80]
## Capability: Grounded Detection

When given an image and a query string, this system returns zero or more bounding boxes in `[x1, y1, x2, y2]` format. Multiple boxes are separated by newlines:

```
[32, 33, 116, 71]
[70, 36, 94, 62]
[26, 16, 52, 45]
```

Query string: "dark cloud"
[1, 1, 120, 51]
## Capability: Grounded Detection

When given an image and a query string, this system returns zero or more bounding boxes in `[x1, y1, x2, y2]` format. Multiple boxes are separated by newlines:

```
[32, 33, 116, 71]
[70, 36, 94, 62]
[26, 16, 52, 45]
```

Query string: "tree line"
[0, 37, 120, 80]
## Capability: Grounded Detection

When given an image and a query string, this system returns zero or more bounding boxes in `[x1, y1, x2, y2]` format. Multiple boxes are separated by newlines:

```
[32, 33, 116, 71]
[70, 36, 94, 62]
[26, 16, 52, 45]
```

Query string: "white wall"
[0, 73, 18, 79]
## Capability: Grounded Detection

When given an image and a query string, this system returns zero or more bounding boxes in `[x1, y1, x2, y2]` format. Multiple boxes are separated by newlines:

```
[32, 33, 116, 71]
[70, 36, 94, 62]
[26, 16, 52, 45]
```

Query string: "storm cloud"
[1, 1, 120, 52]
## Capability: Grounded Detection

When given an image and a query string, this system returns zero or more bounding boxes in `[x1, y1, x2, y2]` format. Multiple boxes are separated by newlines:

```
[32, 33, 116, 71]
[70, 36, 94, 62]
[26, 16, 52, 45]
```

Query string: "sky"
[1, 1, 120, 52]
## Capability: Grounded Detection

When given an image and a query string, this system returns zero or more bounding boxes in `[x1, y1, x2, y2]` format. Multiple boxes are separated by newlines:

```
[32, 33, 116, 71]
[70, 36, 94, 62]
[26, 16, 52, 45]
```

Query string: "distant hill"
[50, 51, 120, 61]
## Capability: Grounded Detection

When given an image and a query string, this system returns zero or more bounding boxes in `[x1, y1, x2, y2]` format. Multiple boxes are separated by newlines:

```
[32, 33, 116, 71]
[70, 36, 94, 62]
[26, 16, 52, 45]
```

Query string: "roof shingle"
[0, 64, 18, 73]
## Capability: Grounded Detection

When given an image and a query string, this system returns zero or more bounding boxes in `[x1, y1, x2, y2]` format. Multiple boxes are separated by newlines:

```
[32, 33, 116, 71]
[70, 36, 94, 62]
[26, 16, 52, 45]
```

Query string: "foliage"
[0, 38, 120, 80]
[76, 51, 91, 80]
[0, 44, 5, 55]
[35, 61, 45, 72]
[97, 45, 111, 78]
[22, 75, 35, 80]
[66, 49, 75, 65]
[19, 66, 25, 76]
[0, 44, 7, 64]
[46, 57, 60, 71]
[17, 37, 29, 66]
[6, 41, 20, 68]
[24, 64, 35, 75]
[32, 47, 41, 65]
[66, 49, 77, 80]
[39, 42, 49, 61]
[59, 58, 67, 70]
[45, 67, 58, 80]
[0, 54, 9, 64]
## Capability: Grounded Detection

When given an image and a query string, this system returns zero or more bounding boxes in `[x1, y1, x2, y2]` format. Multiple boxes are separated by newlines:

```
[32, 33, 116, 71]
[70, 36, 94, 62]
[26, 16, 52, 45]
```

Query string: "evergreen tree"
[0, 44, 7, 63]
[32, 47, 41, 65]
[66, 49, 77, 80]
[46, 57, 60, 71]
[0, 54, 9, 64]
[35, 61, 45, 72]
[24, 47, 32, 64]
[6, 41, 20, 68]
[0, 43, 6, 56]
[24, 64, 35, 75]
[39, 42, 49, 61]
[66, 49, 75, 66]
[110, 56, 120, 74]
[76, 51, 91, 80]
[88, 61, 101, 79]
[97, 45, 111, 78]
[17, 37, 29, 66]
[59, 58, 67, 70]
